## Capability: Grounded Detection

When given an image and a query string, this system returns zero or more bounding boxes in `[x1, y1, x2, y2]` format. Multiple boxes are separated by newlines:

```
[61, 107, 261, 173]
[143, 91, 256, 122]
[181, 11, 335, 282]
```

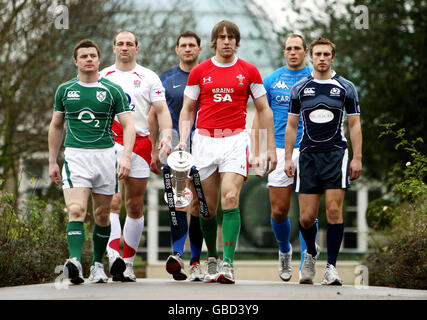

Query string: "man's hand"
[158, 137, 172, 163]
[284, 159, 295, 178]
[117, 156, 131, 179]
[150, 152, 161, 175]
[349, 158, 362, 181]
[252, 156, 265, 177]
[49, 162, 62, 185]
[265, 149, 277, 175]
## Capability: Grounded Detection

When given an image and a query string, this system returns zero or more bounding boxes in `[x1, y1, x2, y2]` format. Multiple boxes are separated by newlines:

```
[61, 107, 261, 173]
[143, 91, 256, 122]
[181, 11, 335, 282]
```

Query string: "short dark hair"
[210, 20, 240, 51]
[74, 39, 101, 59]
[176, 30, 201, 47]
[285, 34, 307, 50]
[310, 37, 336, 57]
[114, 30, 138, 46]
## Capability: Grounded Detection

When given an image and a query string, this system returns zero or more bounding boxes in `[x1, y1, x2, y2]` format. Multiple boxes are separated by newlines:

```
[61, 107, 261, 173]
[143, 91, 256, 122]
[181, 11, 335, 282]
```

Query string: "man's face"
[175, 36, 201, 65]
[113, 32, 139, 63]
[284, 37, 307, 70]
[215, 27, 236, 59]
[74, 47, 100, 73]
[310, 44, 335, 73]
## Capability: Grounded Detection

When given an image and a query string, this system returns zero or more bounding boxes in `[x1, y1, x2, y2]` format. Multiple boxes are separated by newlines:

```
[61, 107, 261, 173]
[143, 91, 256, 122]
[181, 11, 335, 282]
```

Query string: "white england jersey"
[100, 63, 166, 137]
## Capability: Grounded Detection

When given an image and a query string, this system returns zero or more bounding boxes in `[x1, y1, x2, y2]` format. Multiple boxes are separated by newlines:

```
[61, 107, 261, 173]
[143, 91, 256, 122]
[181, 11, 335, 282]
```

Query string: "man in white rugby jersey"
[100, 30, 172, 281]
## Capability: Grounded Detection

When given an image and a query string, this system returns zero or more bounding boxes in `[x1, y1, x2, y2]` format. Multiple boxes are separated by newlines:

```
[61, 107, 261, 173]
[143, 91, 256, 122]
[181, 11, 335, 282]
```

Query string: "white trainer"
[321, 263, 343, 286]
[89, 262, 108, 283]
[188, 262, 204, 282]
[123, 262, 137, 282]
[217, 261, 235, 284]
[203, 257, 219, 283]
[278, 245, 292, 282]
[108, 254, 126, 278]
[299, 244, 320, 284]
[63, 257, 84, 285]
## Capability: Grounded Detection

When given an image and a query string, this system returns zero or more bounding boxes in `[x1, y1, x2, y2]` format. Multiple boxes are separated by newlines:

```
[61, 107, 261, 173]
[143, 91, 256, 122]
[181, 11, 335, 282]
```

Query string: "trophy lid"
[167, 150, 194, 172]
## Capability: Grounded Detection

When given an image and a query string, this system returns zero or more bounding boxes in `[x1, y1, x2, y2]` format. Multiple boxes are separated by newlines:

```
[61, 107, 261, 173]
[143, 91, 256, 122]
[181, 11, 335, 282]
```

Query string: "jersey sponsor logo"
[309, 109, 334, 123]
[173, 84, 182, 89]
[67, 91, 80, 99]
[273, 81, 289, 89]
[202, 76, 213, 85]
[236, 74, 245, 86]
[212, 88, 234, 102]
[78, 110, 100, 127]
[213, 93, 232, 102]
[96, 91, 106, 102]
[303, 87, 315, 96]
[330, 87, 340, 96]
[275, 95, 290, 103]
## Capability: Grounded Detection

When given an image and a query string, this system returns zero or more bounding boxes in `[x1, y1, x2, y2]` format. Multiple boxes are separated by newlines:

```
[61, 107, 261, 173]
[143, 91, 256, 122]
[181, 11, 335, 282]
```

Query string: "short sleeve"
[344, 82, 360, 115]
[289, 85, 301, 115]
[53, 85, 65, 112]
[113, 85, 131, 115]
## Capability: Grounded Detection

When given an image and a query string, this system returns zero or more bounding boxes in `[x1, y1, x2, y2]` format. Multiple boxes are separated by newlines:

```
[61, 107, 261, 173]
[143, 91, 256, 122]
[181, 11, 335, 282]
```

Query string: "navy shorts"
[292, 149, 350, 194]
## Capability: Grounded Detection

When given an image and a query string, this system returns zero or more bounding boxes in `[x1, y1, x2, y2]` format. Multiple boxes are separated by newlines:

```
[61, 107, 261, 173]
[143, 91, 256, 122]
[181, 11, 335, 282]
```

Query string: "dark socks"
[299, 221, 318, 256]
[171, 211, 188, 257]
[326, 223, 344, 266]
[189, 215, 203, 265]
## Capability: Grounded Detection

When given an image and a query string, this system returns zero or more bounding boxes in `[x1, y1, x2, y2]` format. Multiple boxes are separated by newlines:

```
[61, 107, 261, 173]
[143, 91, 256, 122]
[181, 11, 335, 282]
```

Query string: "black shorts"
[292, 149, 350, 194]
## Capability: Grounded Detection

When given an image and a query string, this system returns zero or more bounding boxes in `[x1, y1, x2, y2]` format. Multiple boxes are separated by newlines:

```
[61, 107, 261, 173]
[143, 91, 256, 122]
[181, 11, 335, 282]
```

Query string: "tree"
[277, 0, 427, 182]
[0, 0, 196, 202]
[0, 0, 125, 198]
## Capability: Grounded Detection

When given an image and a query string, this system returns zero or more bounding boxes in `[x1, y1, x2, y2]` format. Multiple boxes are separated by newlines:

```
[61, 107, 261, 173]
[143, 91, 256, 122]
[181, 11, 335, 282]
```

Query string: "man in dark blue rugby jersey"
[150, 31, 204, 281]
[284, 37, 363, 285]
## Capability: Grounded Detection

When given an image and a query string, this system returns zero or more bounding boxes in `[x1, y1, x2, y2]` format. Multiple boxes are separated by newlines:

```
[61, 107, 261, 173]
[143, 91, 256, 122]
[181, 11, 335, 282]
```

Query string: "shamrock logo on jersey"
[96, 91, 106, 102]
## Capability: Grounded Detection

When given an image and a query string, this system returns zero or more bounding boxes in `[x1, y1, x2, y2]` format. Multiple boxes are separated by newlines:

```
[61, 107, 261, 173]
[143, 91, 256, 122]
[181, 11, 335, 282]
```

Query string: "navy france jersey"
[289, 71, 360, 152]
[160, 66, 196, 135]
[264, 65, 312, 148]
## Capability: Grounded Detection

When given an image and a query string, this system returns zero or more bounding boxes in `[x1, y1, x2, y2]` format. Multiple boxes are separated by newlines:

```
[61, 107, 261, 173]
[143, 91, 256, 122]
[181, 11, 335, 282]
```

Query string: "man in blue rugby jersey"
[150, 31, 204, 281]
[252, 34, 317, 282]
[285, 37, 362, 285]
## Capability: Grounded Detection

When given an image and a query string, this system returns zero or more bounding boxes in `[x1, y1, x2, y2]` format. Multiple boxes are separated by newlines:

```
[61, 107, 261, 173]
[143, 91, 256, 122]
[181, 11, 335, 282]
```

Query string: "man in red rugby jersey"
[178, 20, 277, 284]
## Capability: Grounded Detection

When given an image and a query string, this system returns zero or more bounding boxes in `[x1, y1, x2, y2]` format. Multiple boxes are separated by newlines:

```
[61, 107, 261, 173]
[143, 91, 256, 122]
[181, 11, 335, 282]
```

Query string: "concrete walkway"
[0, 278, 425, 300]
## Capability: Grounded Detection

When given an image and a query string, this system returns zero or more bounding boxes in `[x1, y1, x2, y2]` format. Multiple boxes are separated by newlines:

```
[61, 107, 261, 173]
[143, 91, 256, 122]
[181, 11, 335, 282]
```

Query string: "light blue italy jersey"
[263, 65, 312, 148]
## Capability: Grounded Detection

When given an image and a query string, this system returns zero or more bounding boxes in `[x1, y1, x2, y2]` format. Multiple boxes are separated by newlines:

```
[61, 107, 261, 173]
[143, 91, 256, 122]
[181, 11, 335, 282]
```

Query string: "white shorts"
[267, 148, 300, 188]
[62, 147, 118, 195]
[114, 142, 150, 179]
[192, 129, 250, 181]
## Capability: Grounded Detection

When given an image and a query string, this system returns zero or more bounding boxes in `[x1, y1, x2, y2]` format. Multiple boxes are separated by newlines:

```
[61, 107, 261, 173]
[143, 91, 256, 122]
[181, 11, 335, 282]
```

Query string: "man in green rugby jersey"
[48, 39, 135, 285]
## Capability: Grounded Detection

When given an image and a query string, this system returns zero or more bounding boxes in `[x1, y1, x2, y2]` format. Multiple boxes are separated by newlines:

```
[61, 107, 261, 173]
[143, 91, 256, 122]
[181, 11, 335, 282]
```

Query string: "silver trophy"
[164, 150, 194, 208]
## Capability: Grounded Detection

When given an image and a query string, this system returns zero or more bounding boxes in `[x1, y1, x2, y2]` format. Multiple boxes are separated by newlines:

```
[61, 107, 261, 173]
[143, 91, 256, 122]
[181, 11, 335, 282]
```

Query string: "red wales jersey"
[184, 57, 266, 136]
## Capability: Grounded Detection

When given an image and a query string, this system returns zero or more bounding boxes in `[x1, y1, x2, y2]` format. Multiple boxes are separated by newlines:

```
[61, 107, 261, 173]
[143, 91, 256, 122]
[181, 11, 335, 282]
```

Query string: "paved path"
[0, 278, 425, 300]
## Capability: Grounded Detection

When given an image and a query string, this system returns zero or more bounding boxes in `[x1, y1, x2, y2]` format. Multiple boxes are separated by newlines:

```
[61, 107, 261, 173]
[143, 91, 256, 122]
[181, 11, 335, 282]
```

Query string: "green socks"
[66, 221, 85, 262]
[222, 208, 241, 266]
[200, 215, 218, 258]
[91, 224, 111, 265]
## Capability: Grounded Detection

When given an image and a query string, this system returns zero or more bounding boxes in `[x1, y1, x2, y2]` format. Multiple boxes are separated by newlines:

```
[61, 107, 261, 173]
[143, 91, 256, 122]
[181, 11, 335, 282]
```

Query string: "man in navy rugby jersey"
[285, 37, 362, 285]
[150, 31, 204, 282]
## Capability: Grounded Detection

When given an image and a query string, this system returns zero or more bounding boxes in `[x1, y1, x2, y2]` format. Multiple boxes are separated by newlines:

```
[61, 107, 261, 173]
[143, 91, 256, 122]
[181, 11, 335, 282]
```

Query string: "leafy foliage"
[364, 125, 426, 289]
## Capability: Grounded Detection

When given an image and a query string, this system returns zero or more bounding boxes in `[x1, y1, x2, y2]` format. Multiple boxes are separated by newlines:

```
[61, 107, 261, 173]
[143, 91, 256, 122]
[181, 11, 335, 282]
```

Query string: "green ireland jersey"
[53, 77, 130, 149]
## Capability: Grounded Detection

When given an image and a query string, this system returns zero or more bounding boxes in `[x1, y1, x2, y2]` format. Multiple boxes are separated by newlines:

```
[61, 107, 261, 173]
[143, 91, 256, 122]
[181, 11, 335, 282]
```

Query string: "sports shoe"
[278, 245, 292, 282]
[63, 257, 84, 285]
[321, 263, 343, 286]
[299, 244, 320, 284]
[188, 262, 203, 281]
[89, 262, 108, 283]
[166, 254, 187, 281]
[203, 257, 220, 283]
[109, 254, 126, 279]
[217, 261, 235, 284]
[122, 262, 137, 282]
